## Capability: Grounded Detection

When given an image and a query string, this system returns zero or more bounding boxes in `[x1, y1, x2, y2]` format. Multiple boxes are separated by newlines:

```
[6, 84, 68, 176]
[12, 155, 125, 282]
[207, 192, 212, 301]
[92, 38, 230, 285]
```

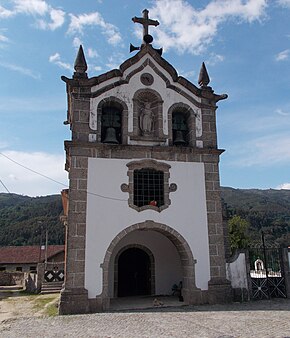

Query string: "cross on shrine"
[132, 9, 159, 42]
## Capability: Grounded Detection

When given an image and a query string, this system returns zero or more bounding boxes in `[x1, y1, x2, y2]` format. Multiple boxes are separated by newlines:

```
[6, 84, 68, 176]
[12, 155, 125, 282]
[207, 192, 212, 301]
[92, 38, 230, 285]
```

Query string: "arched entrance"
[101, 221, 200, 310]
[118, 247, 151, 297]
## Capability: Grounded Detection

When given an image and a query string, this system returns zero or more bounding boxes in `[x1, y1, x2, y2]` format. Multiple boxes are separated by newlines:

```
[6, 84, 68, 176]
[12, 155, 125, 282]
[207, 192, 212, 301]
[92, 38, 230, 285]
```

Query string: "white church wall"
[226, 252, 248, 290]
[85, 157, 210, 298]
[108, 230, 183, 297]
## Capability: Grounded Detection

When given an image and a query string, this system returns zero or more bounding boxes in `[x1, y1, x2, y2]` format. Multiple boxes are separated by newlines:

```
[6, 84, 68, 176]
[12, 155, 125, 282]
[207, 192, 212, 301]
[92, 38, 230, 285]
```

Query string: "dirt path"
[0, 290, 59, 322]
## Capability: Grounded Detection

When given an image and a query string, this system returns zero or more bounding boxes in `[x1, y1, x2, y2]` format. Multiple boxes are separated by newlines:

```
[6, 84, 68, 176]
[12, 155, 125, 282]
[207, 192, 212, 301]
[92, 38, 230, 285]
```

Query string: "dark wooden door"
[118, 247, 151, 297]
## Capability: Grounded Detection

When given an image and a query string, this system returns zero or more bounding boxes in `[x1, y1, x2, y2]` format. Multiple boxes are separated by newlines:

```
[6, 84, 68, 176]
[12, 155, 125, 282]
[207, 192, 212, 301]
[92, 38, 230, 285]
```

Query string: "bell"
[173, 130, 187, 146]
[103, 127, 119, 144]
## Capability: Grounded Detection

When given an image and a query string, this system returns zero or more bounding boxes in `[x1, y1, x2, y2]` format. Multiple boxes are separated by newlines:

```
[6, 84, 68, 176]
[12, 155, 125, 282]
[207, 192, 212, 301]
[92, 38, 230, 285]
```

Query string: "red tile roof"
[0, 245, 64, 264]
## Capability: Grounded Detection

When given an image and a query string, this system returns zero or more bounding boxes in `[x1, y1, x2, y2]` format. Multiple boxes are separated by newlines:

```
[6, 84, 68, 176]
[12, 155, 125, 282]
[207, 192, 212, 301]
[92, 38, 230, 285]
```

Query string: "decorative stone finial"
[74, 45, 87, 78]
[132, 9, 159, 45]
[198, 62, 210, 88]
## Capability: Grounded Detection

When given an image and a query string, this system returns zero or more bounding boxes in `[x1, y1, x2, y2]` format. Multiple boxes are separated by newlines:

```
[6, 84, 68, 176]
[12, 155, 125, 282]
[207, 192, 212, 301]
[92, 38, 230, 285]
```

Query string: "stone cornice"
[61, 44, 227, 104]
[64, 140, 225, 156]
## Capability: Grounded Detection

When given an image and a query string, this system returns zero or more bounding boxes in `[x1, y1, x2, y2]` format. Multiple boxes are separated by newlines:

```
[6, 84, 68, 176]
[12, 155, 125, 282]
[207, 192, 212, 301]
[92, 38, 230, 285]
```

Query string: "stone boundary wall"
[0, 271, 24, 286]
[226, 251, 249, 302]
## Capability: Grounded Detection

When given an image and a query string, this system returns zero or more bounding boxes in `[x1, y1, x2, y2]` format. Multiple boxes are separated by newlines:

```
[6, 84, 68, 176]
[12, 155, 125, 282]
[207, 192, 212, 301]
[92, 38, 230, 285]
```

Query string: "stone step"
[40, 288, 61, 294]
[0, 285, 23, 291]
[42, 281, 63, 287]
[41, 281, 63, 294]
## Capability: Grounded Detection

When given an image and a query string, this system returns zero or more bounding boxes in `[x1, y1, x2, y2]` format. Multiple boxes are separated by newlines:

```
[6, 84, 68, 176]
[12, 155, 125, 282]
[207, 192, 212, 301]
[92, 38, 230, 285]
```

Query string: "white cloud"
[87, 48, 99, 58]
[275, 49, 290, 61]
[105, 53, 125, 70]
[0, 61, 41, 79]
[178, 69, 195, 80]
[275, 108, 290, 116]
[68, 12, 122, 45]
[73, 37, 83, 48]
[68, 12, 101, 34]
[206, 53, 225, 66]
[0, 151, 68, 196]
[228, 133, 290, 167]
[221, 106, 290, 135]
[0, 5, 15, 18]
[13, 0, 49, 16]
[37, 8, 65, 30]
[277, 0, 290, 8]
[276, 183, 290, 189]
[0, 33, 9, 43]
[49, 53, 72, 71]
[94, 66, 102, 72]
[0, 0, 65, 31]
[148, 0, 267, 54]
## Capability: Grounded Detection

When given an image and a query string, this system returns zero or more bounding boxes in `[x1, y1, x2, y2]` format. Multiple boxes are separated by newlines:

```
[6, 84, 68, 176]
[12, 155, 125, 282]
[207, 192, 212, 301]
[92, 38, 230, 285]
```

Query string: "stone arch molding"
[168, 102, 198, 147]
[100, 220, 200, 306]
[130, 88, 166, 142]
[91, 96, 129, 144]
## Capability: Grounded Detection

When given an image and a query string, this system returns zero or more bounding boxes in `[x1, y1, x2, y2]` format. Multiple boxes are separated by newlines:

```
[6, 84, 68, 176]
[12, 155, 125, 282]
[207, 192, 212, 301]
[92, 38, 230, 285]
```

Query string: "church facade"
[59, 10, 231, 314]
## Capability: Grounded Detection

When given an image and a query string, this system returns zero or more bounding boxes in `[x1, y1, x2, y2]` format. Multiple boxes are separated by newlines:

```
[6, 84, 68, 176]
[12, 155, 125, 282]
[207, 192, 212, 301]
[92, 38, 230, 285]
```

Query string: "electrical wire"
[0, 152, 127, 202]
[0, 179, 12, 194]
[0, 178, 19, 202]
[0, 152, 67, 188]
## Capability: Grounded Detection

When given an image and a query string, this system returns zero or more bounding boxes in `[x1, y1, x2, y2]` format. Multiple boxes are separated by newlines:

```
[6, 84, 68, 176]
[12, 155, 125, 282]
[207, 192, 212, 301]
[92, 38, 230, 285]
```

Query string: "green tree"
[228, 215, 250, 253]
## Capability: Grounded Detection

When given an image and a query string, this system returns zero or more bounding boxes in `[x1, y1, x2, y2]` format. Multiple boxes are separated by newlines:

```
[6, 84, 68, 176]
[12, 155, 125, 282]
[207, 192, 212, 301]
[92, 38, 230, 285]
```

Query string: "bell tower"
[59, 9, 231, 315]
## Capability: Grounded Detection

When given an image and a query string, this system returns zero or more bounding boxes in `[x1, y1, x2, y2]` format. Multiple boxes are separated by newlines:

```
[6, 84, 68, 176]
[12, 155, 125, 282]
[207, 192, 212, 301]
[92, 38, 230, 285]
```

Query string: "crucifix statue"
[132, 9, 159, 43]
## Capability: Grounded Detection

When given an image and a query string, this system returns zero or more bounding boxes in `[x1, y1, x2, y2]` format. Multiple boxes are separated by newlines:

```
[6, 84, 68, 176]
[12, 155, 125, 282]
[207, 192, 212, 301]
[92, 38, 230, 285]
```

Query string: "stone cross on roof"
[132, 9, 159, 43]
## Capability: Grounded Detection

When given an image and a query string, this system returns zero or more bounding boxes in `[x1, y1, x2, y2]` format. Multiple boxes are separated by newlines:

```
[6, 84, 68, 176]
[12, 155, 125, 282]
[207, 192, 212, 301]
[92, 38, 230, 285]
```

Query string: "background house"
[0, 245, 64, 273]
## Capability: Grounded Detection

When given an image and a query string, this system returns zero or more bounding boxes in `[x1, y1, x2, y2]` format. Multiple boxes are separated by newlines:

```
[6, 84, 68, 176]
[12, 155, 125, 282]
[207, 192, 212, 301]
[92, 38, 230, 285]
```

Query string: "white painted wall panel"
[85, 158, 210, 298]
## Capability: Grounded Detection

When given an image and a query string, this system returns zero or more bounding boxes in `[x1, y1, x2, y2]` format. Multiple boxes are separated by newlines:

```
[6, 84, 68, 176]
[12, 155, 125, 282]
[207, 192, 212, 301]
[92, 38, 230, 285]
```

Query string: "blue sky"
[0, 0, 290, 196]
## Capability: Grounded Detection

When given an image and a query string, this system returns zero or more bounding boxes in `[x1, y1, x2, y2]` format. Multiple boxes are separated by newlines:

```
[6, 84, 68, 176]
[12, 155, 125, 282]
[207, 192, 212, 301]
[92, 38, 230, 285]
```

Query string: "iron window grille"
[133, 168, 164, 207]
[121, 159, 177, 212]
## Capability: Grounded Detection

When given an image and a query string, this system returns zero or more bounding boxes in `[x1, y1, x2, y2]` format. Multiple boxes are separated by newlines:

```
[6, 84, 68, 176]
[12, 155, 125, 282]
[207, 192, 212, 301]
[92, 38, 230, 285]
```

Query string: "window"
[134, 168, 164, 207]
[0, 267, 6, 271]
[30, 266, 37, 272]
[121, 160, 177, 212]
[16, 267, 22, 272]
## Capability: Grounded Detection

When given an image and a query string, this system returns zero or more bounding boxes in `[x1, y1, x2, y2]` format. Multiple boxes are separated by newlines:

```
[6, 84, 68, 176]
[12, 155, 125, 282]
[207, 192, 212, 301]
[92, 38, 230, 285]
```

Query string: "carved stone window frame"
[97, 96, 129, 145]
[130, 89, 166, 142]
[121, 159, 177, 212]
[168, 103, 197, 147]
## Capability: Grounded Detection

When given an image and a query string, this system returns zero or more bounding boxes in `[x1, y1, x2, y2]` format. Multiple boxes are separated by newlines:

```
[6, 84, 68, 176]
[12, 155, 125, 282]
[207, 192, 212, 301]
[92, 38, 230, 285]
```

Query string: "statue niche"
[131, 89, 165, 142]
[140, 102, 154, 135]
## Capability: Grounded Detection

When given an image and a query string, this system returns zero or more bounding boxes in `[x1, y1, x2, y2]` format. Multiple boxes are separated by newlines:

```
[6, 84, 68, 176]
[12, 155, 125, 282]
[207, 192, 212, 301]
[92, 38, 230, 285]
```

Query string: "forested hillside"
[0, 187, 289, 247]
[221, 187, 290, 247]
[0, 193, 64, 246]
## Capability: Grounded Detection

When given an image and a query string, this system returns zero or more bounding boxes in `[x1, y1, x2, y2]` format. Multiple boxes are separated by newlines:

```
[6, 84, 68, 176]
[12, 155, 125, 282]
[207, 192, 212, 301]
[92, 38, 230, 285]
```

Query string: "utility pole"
[45, 224, 48, 268]
[261, 230, 270, 298]
[38, 221, 43, 263]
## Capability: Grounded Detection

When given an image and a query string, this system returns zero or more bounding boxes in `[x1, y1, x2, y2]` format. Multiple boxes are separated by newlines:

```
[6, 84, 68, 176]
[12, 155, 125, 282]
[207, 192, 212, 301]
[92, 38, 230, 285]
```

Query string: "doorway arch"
[115, 245, 155, 297]
[101, 221, 200, 308]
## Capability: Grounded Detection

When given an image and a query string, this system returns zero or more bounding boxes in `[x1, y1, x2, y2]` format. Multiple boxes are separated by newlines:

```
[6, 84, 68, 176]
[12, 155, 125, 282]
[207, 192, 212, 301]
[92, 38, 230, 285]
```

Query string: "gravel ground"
[1, 299, 290, 338]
